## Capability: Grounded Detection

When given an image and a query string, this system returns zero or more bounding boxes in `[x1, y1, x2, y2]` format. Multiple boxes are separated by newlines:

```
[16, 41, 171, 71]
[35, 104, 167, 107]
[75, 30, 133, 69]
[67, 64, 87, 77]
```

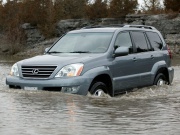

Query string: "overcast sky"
[139, 0, 164, 5]
[2, 0, 144, 4]
[2, 0, 163, 6]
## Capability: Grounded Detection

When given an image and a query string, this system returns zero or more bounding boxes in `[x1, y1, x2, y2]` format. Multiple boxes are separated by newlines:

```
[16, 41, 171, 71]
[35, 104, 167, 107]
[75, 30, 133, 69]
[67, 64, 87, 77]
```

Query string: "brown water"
[0, 57, 180, 135]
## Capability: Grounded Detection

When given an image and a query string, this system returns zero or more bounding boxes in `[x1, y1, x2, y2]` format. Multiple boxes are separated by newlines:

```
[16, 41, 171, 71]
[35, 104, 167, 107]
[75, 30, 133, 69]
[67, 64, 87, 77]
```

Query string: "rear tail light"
[167, 45, 172, 59]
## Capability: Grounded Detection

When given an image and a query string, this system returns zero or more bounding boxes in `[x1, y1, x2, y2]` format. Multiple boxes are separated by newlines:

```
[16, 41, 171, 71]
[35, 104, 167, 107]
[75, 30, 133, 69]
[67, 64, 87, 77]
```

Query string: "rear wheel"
[154, 73, 168, 86]
[89, 82, 107, 97]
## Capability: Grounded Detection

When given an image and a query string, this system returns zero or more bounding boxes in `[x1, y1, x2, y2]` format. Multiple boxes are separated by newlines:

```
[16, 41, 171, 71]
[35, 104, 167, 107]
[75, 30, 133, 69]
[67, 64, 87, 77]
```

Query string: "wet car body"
[6, 25, 174, 96]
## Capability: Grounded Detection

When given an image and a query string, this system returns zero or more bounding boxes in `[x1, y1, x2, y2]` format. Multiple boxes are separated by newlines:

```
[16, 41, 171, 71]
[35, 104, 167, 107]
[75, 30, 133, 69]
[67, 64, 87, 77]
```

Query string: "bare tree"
[141, 0, 163, 14]
[164, 0, 180, 12]
[86, 0, 108, 19]
[54, 0, 87, 19]
[109, 0, 138, 18]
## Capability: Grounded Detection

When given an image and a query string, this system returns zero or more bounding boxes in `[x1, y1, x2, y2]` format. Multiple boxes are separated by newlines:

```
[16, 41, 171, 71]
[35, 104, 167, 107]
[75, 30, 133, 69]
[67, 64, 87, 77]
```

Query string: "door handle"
[133, 57, 137, 62]
[151, 55, 154, 59]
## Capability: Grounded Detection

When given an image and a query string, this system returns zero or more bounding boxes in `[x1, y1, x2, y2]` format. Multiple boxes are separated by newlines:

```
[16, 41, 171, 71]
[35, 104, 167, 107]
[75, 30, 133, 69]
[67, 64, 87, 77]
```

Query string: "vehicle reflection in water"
[0, 56, 180, 134]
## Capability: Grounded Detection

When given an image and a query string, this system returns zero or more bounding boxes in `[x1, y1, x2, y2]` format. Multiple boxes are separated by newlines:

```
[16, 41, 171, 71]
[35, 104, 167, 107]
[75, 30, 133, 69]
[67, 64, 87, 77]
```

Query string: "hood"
[18, 53, 103, 66]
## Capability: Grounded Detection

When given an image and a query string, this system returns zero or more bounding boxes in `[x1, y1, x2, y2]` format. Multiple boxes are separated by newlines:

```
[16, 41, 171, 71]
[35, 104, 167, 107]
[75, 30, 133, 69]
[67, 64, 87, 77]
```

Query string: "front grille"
[21, 65, 57, 79]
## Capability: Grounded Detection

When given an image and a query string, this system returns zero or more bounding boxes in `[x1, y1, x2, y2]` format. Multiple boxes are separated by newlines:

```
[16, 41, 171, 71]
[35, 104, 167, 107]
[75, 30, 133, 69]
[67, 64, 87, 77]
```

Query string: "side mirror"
[44, 47, 50, 54]
[114, 46, 129, 57]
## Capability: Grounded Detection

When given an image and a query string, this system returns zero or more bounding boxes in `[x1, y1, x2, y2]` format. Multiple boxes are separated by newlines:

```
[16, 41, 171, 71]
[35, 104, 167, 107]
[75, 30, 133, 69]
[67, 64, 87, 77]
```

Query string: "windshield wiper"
[70, 51, 90, 53]
[47, 51, 63, 54]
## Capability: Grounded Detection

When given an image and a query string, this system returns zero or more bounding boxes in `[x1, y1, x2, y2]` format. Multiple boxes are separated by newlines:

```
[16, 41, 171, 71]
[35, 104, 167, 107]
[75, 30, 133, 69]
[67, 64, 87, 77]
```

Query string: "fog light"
[61, 86, 80, 93]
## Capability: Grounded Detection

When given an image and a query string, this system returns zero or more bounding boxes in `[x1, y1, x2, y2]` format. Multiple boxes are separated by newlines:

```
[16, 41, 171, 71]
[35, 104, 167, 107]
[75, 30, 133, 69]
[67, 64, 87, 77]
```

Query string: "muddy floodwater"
[0, 56, 180, 135]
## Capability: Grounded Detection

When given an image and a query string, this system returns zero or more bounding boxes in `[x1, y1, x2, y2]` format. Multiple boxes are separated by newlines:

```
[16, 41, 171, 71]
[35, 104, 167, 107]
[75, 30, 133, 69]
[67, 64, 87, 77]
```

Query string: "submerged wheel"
[9, 85, 14, 88]
[89, 82, 107, 97]
[154, 73, 168, 86]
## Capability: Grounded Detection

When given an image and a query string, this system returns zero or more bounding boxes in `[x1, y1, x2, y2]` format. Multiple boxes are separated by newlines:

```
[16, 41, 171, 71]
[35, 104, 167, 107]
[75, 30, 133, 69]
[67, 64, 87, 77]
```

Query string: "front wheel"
[154, 73, 168, 86]
[89, 82, 107, 97]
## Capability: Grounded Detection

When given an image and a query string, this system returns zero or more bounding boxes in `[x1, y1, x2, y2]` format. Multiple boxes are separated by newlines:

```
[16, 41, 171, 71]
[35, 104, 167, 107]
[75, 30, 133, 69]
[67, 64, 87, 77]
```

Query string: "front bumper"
[6, 76, 92, 95]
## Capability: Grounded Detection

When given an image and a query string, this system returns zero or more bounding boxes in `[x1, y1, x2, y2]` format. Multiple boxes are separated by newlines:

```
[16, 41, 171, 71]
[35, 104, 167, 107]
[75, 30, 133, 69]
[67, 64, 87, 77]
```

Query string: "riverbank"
[0, 14, 180, 57]
[0, 35, 180, 58]
[14, 38, 58, 57]
[0, 35, 58, 57]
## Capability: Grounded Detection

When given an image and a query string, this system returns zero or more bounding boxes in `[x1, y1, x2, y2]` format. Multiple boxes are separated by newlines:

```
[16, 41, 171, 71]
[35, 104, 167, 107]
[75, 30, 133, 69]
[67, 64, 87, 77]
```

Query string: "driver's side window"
[115, 32, 133, 53]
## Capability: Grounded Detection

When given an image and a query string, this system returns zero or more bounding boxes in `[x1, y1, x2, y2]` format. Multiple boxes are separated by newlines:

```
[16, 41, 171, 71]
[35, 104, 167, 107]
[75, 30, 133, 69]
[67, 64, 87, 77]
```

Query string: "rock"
[171, 45, 180, 55]
[146, 14, 167, 20]
[129, 20, 143, 25]
[22, 23, 45, 45]
[40, 38, 58, 46]
[22, 14, 180, 47]
[21, 23, 35, 29]
[161, 19, 180, 34]
[126, 14, 147, 20]
[126, 14, 147, 24]
[18, 14, 180, 57]
[56, 19, 90, 36]
[101, 18, 125, 25]
[145, 14, 180, 37]
[2, 48, 9, 53]
[165, 34, 180, 45]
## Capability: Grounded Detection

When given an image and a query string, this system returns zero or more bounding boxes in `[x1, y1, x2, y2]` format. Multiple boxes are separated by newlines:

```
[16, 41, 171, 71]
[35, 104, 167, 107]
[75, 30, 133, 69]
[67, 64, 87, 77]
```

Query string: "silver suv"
[6, 25, 174, 97]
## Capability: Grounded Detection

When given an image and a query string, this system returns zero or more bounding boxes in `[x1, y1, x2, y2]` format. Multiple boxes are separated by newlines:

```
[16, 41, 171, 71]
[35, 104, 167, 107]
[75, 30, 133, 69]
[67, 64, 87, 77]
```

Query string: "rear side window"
[131, 32, 149, 53]
[146, 32, 163, 51]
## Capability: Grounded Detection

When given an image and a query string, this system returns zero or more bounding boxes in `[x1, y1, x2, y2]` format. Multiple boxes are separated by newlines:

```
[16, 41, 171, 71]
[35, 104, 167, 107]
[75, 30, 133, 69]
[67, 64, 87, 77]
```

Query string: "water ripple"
[0, 63, 180, 135]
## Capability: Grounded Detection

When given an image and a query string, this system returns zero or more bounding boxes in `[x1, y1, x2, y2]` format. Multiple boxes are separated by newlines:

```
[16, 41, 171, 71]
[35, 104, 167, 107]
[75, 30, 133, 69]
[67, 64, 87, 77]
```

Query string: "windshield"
[48, 32, 113, 53]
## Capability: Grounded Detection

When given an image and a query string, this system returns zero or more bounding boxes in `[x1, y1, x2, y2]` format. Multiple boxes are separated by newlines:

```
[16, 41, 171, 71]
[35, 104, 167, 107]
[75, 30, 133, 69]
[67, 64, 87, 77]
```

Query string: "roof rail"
[123, 25, 156, 30]
[81, 24, 157, 30]
[81, 24, 125, 29]
[81, 25, 103, 29]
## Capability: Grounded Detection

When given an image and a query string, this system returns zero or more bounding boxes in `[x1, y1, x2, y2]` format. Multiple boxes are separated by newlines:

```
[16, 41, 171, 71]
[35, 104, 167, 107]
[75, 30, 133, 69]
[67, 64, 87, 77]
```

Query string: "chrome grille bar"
[21, 65, 57, 79]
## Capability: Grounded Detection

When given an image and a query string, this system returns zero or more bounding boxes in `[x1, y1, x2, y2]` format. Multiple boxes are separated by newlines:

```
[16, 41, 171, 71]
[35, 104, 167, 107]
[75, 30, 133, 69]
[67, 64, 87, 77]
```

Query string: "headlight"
[10, 63, 19, 77]
[55, 63, 84, 77]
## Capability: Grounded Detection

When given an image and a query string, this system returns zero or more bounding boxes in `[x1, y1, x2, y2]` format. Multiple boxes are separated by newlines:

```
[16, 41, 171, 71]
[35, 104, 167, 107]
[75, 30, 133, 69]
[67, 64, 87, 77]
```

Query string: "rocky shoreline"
[0, 14, 180, 57]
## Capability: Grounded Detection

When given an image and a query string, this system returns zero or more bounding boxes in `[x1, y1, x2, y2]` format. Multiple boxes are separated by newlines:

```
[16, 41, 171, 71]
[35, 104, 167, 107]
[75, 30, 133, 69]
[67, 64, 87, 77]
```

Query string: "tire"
[9, 85, 14, 88]
[89, 82, 108, 97]
[153, 73, 168, 86]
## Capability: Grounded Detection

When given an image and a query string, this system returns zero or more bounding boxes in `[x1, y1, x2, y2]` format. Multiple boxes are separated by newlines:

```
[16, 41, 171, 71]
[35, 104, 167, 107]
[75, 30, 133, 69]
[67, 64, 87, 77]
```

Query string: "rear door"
[130, 31, 155, 86]
[145, 31, 165, 84]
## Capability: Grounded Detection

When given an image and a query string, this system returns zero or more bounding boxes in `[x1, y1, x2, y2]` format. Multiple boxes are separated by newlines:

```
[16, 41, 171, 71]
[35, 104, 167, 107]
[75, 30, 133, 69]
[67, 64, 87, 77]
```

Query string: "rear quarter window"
[146, 32, 163, 51]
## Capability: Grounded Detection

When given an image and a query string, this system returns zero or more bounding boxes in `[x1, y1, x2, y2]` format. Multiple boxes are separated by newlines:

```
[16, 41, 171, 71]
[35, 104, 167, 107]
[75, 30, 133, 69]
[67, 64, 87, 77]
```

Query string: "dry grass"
[0, 34, 24, 55]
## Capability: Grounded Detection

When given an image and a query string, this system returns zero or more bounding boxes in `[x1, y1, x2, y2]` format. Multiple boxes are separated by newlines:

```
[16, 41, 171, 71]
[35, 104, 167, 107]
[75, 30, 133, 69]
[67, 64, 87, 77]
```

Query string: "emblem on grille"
[32, 69, 39, 75]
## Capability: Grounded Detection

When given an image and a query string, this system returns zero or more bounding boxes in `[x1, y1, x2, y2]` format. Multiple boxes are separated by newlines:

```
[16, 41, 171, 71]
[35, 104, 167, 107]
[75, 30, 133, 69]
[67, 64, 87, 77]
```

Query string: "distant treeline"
[0, 0, 179, 41]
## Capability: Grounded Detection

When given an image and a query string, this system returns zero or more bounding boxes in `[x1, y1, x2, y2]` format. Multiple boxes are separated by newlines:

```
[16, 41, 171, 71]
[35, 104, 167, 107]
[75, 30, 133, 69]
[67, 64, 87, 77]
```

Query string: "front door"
[110, 32, 140, 93]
